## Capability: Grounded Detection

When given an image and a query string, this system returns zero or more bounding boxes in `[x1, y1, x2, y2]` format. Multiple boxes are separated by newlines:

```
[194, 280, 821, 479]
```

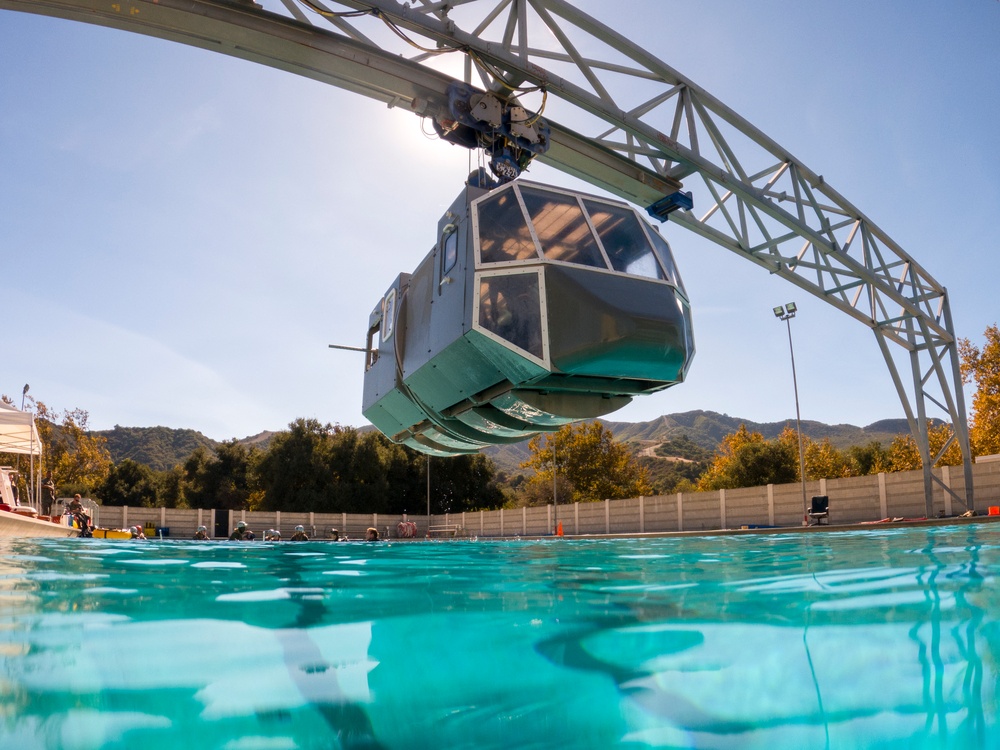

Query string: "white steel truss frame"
[2, 0, 972, 513]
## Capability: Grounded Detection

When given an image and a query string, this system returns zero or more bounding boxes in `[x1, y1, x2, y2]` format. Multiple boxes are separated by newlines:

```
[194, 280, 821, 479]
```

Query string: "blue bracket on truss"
[646, 191, 693, 222]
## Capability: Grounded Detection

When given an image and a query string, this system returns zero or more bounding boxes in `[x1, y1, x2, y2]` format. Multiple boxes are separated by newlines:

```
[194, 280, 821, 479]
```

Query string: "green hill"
[96, 426, 277, 472]
[96, 426, 218, 472]
[603, 411, 915, 452]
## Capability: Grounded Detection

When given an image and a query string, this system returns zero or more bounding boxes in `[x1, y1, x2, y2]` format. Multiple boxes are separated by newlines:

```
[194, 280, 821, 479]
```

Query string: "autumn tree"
[804, 437, 853, 479]
[697, 424, 798, 491]
[959, 323, 1000, 457]
[28, 398, 112, 496]
[847, 441, 891, 476]
[886, 422, 963, 472]
[521, 422, 651, 503]
[700, 425, 858, 487]
[696, 424, 761, 491]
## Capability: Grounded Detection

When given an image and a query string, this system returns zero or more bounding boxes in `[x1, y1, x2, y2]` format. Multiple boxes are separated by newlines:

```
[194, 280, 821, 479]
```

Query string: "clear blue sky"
[2, 1, 998, 441]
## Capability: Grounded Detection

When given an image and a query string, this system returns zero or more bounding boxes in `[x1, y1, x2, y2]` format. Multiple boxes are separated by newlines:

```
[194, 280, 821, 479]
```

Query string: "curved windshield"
[474, 184, 677, 285]
[584, 199, 665, 280]
[519, 186, 606, 268]
[477, 189, 538, 263]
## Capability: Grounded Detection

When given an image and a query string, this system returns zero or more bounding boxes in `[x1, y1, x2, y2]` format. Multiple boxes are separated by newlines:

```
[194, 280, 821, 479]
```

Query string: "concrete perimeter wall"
[94, 462, 1000, 539]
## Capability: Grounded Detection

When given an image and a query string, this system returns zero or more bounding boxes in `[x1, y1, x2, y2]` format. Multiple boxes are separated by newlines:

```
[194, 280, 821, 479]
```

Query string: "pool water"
[1, 525, 998, 749]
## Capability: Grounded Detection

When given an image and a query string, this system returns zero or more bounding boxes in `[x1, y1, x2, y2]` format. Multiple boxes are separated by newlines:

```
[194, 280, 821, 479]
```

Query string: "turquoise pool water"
[1, 525, 997, 749]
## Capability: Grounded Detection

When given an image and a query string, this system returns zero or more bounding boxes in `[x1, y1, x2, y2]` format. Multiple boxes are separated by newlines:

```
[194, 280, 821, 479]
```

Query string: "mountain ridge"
[483, 410, 917, 475]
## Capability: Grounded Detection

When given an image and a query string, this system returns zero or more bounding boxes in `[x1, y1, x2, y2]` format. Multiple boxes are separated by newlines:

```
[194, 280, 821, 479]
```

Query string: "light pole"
[551, 434, 558, 534]
[773, 303, 809, 525]
[18, 385, 29, 497]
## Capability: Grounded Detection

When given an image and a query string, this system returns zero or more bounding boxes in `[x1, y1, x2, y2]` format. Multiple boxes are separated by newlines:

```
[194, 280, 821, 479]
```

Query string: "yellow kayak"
[91, 528, 133, 540]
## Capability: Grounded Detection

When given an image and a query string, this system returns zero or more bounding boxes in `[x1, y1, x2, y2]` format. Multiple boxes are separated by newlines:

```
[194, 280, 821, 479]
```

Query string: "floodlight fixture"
[774, 302, 797, 321]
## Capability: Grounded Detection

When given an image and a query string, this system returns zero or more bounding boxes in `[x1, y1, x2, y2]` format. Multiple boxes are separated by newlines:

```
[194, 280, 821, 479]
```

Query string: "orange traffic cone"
[556, 521, 564, 536]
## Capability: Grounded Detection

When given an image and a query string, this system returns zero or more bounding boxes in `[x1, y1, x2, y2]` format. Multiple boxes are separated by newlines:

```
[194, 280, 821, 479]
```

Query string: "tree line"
[0, 406, 504, 513]
[687, 422, 953, 492]
[101, 419, 504, 514]
[1, 399, 653, 512]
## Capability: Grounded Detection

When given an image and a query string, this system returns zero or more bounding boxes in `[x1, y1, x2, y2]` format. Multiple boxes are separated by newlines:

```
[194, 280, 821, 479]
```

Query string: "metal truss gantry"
[2, 0, 973, 513]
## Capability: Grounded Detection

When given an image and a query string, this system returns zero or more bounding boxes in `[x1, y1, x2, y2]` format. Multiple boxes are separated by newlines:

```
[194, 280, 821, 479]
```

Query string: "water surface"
[1, 525, 998, 748]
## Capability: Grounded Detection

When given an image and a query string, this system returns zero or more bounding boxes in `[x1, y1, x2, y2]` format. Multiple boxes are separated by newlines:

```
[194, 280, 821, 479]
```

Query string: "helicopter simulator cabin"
[361, 180, 695, 456]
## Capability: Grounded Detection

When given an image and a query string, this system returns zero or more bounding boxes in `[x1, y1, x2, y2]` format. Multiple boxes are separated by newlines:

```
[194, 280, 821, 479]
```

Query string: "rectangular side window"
[381, 289, 397, 344]
[442, 226, 458, 275]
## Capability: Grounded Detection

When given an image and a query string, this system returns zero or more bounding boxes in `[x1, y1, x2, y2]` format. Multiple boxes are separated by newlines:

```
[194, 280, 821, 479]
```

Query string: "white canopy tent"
[0, 402, 42, 509]
[0, 401, 42, 456]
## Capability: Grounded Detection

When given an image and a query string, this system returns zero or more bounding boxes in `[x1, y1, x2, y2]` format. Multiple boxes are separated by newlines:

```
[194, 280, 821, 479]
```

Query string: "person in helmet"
[264, 529, 281, 541]
[130, 525, 147, 540]
[194, 525, 210, 540]
[290, 525, 309, 542]
[229, 520, 251, 541]
[68, 493, 93, 536]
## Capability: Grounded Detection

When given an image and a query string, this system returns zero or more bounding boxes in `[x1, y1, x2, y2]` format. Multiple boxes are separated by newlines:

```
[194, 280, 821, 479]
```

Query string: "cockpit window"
[519, 186, 606, 269]
[478, 272, 543, 359]
[645, 225, 685, 294]
[584, 199, 665, 280]
[474, 184, 678, 285]
[477, 189, 539, 263]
